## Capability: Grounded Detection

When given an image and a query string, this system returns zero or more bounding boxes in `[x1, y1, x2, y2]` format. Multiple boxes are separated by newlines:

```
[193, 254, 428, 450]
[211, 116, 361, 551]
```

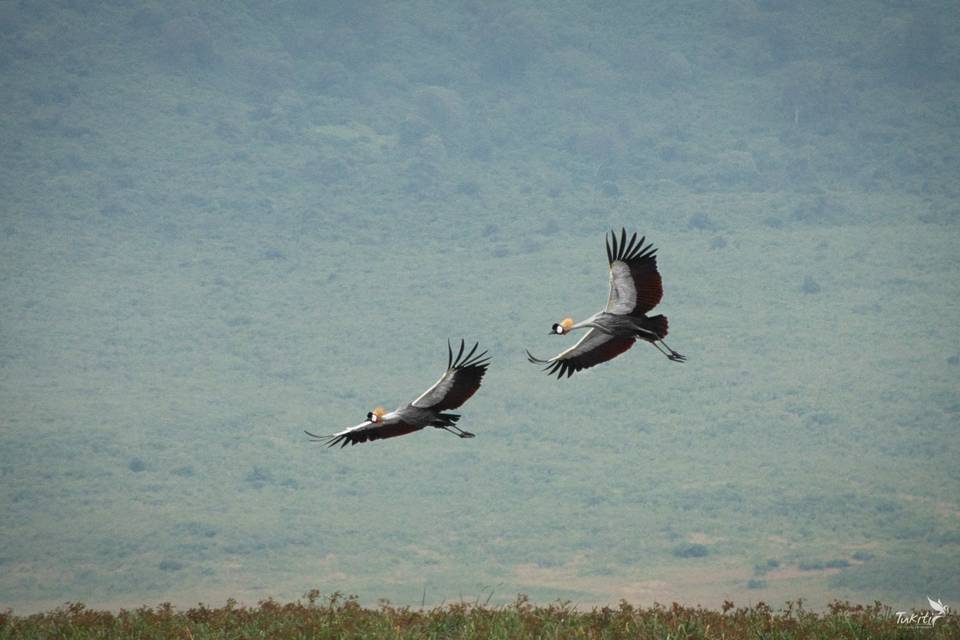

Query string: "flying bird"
[305, 340, 490, 447]
[526, 228, 685, 378]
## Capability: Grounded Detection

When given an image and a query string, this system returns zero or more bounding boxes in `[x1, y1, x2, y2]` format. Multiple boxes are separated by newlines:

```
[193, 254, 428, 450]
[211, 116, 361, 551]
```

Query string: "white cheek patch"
[556, 325, 564, 334]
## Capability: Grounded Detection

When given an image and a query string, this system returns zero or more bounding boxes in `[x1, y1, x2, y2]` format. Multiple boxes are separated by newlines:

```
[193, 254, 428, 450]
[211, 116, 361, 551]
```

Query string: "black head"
[551, 318, 573, 335]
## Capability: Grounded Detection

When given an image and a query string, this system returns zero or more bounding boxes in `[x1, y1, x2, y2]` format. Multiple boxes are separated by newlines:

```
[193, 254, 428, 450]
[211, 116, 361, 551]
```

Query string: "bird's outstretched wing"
[605, 228, 663, 316]
[411, 339, 490, 410]
[305, 421, 420, 448]
[526, 329, 635, 378]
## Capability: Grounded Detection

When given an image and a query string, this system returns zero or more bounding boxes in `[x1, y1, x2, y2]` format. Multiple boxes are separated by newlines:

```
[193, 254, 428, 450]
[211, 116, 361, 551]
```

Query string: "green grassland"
[2, 0, 959, 617]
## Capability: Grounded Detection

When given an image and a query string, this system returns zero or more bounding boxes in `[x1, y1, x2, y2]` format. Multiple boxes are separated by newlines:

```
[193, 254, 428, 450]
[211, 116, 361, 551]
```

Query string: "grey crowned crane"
[305, 340, 490, 447]
[526, 229, 686, 378]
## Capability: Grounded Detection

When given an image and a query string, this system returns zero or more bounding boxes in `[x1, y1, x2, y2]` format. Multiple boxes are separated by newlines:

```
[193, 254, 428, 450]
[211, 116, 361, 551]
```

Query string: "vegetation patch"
[3, 594, 958, 640]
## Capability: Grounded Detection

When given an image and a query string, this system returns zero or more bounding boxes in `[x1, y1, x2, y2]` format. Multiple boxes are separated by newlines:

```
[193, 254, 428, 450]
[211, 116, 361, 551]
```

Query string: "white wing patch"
[305, 420, 376, 442]
[411, 370, 454, 408]
[605, 262, 637, 315]
[333, 420, 376, 436]
[552, 329, 613, 361]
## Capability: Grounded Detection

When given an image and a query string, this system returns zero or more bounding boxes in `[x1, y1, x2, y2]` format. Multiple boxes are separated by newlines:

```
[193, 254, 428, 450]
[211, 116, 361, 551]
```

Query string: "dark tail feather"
[641, 314, 668, 340]
[433, 412, 461, 427]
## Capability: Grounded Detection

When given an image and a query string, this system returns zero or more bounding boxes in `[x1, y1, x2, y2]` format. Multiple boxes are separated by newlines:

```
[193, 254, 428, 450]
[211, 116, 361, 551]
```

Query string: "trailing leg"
[440, 425, 475, 438]
[653, 340, 686, 362]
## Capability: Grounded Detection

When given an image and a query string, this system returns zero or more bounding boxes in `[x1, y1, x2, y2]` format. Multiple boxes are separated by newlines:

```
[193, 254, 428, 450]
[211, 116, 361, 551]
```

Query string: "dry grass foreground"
[2, 592, 957, 639]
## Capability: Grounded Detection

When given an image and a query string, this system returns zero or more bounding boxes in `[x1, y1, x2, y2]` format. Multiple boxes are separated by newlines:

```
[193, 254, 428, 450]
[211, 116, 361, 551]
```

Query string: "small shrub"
[763, 216, 784, 228]
[672, 543, 709, 558]
[688, 212, 717, 231]
[244, 467, 273, 486]
[600, 181, 621, 197]
[262, 248, 285, 260]
[801, 275, 820, 294]
[874, 499, 899, 513]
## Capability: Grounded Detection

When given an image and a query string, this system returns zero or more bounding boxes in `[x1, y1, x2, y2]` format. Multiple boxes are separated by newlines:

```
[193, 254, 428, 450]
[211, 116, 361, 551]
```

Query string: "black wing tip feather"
[607, 228, 657, 265]
[525, 349, 549, 365]
[305, 429, 345, 447]
[525, 349, 577, 379]
[545, 359, 576, 379]
[448, 339, 491, 371]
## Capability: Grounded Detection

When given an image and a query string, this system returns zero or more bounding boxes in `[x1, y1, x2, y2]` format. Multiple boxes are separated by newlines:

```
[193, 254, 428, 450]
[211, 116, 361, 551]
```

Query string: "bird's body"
[306, 340, 489, 447]
[563, 311, 662, 338]
[526, 229, 685, 378]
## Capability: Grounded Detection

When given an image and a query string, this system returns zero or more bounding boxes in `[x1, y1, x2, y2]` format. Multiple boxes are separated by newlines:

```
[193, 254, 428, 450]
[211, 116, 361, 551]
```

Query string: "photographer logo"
[896, 597, 948, 628]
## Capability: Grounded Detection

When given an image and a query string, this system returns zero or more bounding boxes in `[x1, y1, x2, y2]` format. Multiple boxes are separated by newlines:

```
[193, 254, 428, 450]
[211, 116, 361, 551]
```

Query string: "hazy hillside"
[1, 0, 958, 614]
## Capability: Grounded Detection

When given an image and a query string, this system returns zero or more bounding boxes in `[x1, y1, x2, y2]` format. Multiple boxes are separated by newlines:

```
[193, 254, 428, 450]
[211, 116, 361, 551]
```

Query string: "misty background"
[1, 0, 958, 614]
